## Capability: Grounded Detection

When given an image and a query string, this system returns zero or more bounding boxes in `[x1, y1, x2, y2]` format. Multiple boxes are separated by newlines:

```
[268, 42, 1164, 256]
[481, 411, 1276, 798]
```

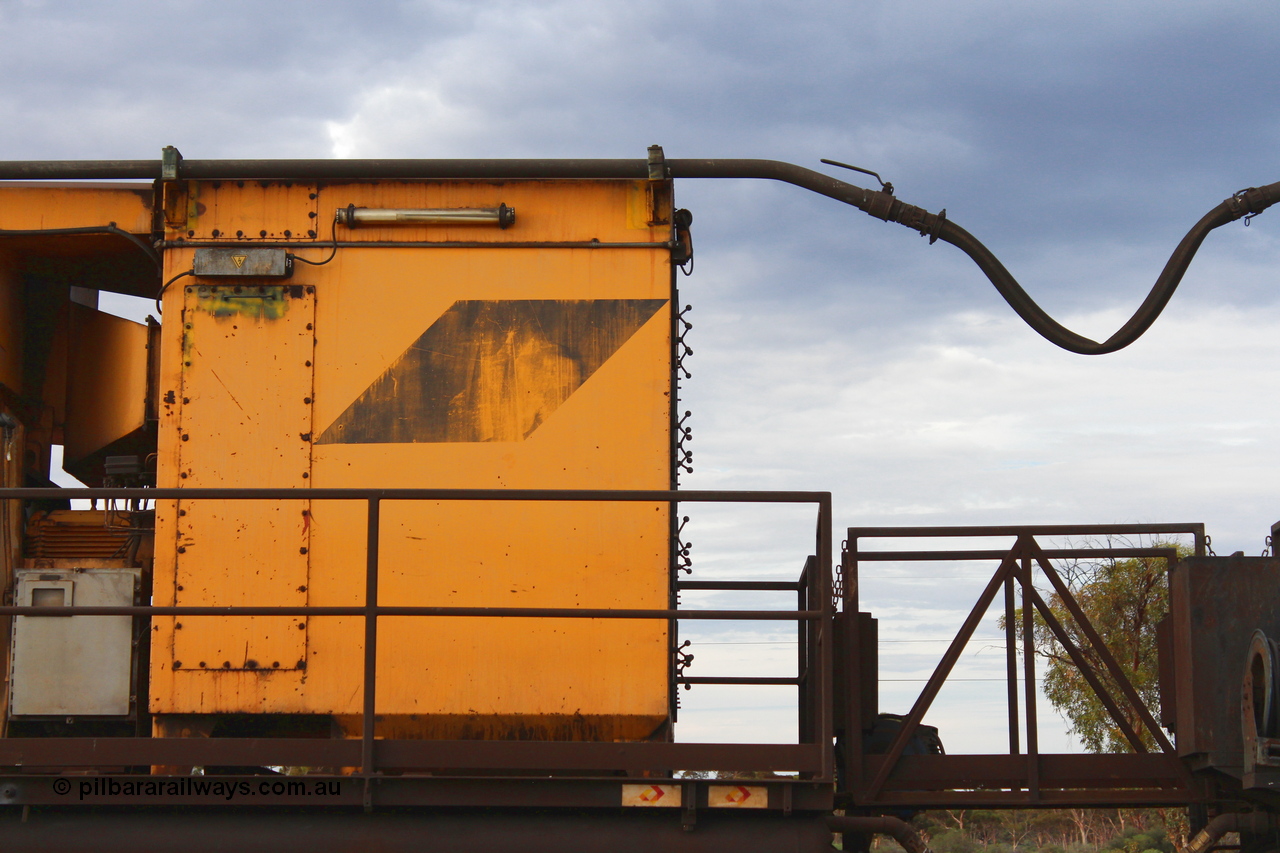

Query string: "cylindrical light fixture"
[335, 204, 515, 229]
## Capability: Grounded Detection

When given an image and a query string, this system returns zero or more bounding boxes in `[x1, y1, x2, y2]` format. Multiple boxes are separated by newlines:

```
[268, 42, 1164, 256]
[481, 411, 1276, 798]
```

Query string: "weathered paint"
[0, 184, 151, 234]
[166, 284, 314, 676]
[151, 179, 671, 740]
[62, 304, 148, 472]
[188, 286, 297, 322]
[176, 181, 319, 242]
[320, 298, 666, 444]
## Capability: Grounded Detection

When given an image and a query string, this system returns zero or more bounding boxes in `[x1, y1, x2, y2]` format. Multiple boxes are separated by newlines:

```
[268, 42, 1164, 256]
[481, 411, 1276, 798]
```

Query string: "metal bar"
[1031, 544, 1179, 755]
[1026, 586, 1148, 752]
[848, 523, 1206, 538]
[844, 535, 863, 795]
[818, 494, 835, 783]
[362, 498, 380, 778]
[866, 751, 1189, 787]
[0, 801, 840, 852]
[677, 677, 801, 685]
[866, 789, 1197, 807]
[855, 547, 1189, 562]
[0, 158, 879, 213]
[1020, 540, 1039, 802]
[0, 738, 823, 772]
[161, 240, 675, 250]
[861, 551, 1018, 801]
[0, 605, 821, 620]
[676, 581, 803, 591]
[0, 487, 828, 503]
[1004, 571, 1020, 755]
[797, 558, 811, 744]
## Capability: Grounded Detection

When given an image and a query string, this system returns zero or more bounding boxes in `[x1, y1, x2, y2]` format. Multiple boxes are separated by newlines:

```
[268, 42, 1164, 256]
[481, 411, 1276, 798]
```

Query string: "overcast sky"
[9, 0, 1280, 754]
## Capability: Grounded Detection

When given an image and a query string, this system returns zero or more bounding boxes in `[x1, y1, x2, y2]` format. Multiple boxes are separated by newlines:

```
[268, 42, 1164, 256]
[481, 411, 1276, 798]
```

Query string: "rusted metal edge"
[159, 240, 676, 250]
[851, 753, 1196, 807]
[0, 808, 838, 853]
[677, 580, 803, 590]
[848, 523, 1204, 537]
[0, 738, 824, 771]
[0, 774, 835, 809]
[0, 486, 829, 503]
[855, 547, 1184, 561]
[0, 605, 820, 619]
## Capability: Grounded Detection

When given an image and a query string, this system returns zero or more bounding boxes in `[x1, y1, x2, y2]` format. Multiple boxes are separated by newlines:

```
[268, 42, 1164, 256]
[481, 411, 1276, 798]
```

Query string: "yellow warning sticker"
[231, 255, 247, 268]
[708, 785, 767, 808]
[621, 784, 681, 807]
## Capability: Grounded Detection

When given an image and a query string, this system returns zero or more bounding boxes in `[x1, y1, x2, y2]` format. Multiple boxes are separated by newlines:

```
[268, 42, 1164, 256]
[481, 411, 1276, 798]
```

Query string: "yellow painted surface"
[151, 180, 673, 740]
[174, 182, 319, 241]
[63, 305, 148, 467]
[0, 184, 152, 233]
[171, 285, 314, 675]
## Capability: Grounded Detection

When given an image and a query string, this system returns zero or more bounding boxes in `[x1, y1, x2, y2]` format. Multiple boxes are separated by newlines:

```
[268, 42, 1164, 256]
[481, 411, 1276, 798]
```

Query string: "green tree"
[1029, 541, 1190, 753]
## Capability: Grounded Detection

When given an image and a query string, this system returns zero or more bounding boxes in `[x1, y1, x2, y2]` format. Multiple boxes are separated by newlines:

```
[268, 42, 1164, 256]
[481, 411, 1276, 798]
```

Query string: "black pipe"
[1, 156, 1275, 354]
[1185, 812, 1277, 853]
[828, 816, 933, 853]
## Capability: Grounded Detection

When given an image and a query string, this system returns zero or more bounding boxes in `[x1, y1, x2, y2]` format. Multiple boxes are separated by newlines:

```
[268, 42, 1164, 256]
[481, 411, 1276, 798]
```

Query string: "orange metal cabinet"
[151, 179, 675, 741]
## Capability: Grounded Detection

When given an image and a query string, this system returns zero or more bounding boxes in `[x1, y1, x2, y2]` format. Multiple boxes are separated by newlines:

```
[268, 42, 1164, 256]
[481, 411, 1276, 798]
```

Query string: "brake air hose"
[859, 179, 1280, 355]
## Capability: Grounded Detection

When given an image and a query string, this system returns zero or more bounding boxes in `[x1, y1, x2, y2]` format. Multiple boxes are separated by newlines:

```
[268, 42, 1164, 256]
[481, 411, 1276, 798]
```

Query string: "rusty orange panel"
[167, 181, 319, 242]
[63, 305, 148, 470]
[304, 179, 667, 245]
[171, 285, 313, 678]
[151, 179, 672, 739]
[0, 183, 152, 233]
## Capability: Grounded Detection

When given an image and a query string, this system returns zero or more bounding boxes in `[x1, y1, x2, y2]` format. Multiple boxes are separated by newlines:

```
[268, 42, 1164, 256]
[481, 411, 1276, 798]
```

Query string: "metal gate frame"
[840, 523, 1205, 808]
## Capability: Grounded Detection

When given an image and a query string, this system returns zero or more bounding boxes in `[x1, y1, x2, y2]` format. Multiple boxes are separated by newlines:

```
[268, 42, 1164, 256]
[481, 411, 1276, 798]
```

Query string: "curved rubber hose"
[667, 161, 1280, 356]
[934, 206, 1231, 355]
[875, 179, 1280, 354]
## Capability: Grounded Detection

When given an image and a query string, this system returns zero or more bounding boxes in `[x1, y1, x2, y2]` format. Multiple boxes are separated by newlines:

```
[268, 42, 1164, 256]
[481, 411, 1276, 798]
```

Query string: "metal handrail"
[0, 486, 834, 782]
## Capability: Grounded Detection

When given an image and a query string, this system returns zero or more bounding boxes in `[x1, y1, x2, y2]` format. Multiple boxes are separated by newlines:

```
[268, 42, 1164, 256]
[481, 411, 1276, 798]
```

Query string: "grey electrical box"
[193, 247, 292, 278]
[9, 568, 140, 716]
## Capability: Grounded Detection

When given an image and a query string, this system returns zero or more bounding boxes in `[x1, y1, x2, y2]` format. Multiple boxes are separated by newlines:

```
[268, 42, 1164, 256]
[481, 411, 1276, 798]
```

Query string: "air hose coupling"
[894, 203, 948, 244]
[1226, 181, 1280, 221]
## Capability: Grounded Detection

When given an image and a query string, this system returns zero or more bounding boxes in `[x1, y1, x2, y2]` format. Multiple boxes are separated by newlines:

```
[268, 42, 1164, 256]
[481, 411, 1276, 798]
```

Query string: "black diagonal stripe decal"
[318, 299, 667, 444]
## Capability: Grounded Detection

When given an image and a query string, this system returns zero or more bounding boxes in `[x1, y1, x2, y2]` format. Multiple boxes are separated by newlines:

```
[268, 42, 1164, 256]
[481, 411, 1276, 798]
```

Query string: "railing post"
[1020, 538, 1039, 802]
[797, 558, 811, 744]
[818, 493, 834, 784]
[843, 533, 864, 796]
[1004, 566, 1020, 756]
[362, 498, 381, 794]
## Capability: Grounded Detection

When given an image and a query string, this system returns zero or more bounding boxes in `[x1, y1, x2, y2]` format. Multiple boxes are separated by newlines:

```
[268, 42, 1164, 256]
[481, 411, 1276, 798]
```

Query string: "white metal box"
[9, 567, 141, 716]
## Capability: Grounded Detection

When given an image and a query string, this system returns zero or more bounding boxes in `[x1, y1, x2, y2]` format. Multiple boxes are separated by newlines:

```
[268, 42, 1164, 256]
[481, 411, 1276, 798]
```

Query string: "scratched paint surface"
[306, 238, 672, 735]
[320, 298, 667, 444]
[166, 284, 314, 681]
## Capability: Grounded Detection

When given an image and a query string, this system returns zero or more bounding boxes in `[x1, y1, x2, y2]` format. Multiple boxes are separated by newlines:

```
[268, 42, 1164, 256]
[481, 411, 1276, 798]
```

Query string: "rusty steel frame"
[0, 486, 834, 811]
[842, 523, 1204, 808]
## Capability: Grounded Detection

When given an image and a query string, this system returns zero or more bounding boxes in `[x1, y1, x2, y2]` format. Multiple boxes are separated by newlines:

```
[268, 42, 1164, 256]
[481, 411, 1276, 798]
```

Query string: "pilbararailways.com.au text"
[55, 777, 342, 801]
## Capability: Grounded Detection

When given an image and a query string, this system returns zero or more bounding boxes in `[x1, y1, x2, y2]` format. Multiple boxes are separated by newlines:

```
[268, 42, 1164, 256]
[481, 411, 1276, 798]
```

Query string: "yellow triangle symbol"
[231, 255, 247, 269]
